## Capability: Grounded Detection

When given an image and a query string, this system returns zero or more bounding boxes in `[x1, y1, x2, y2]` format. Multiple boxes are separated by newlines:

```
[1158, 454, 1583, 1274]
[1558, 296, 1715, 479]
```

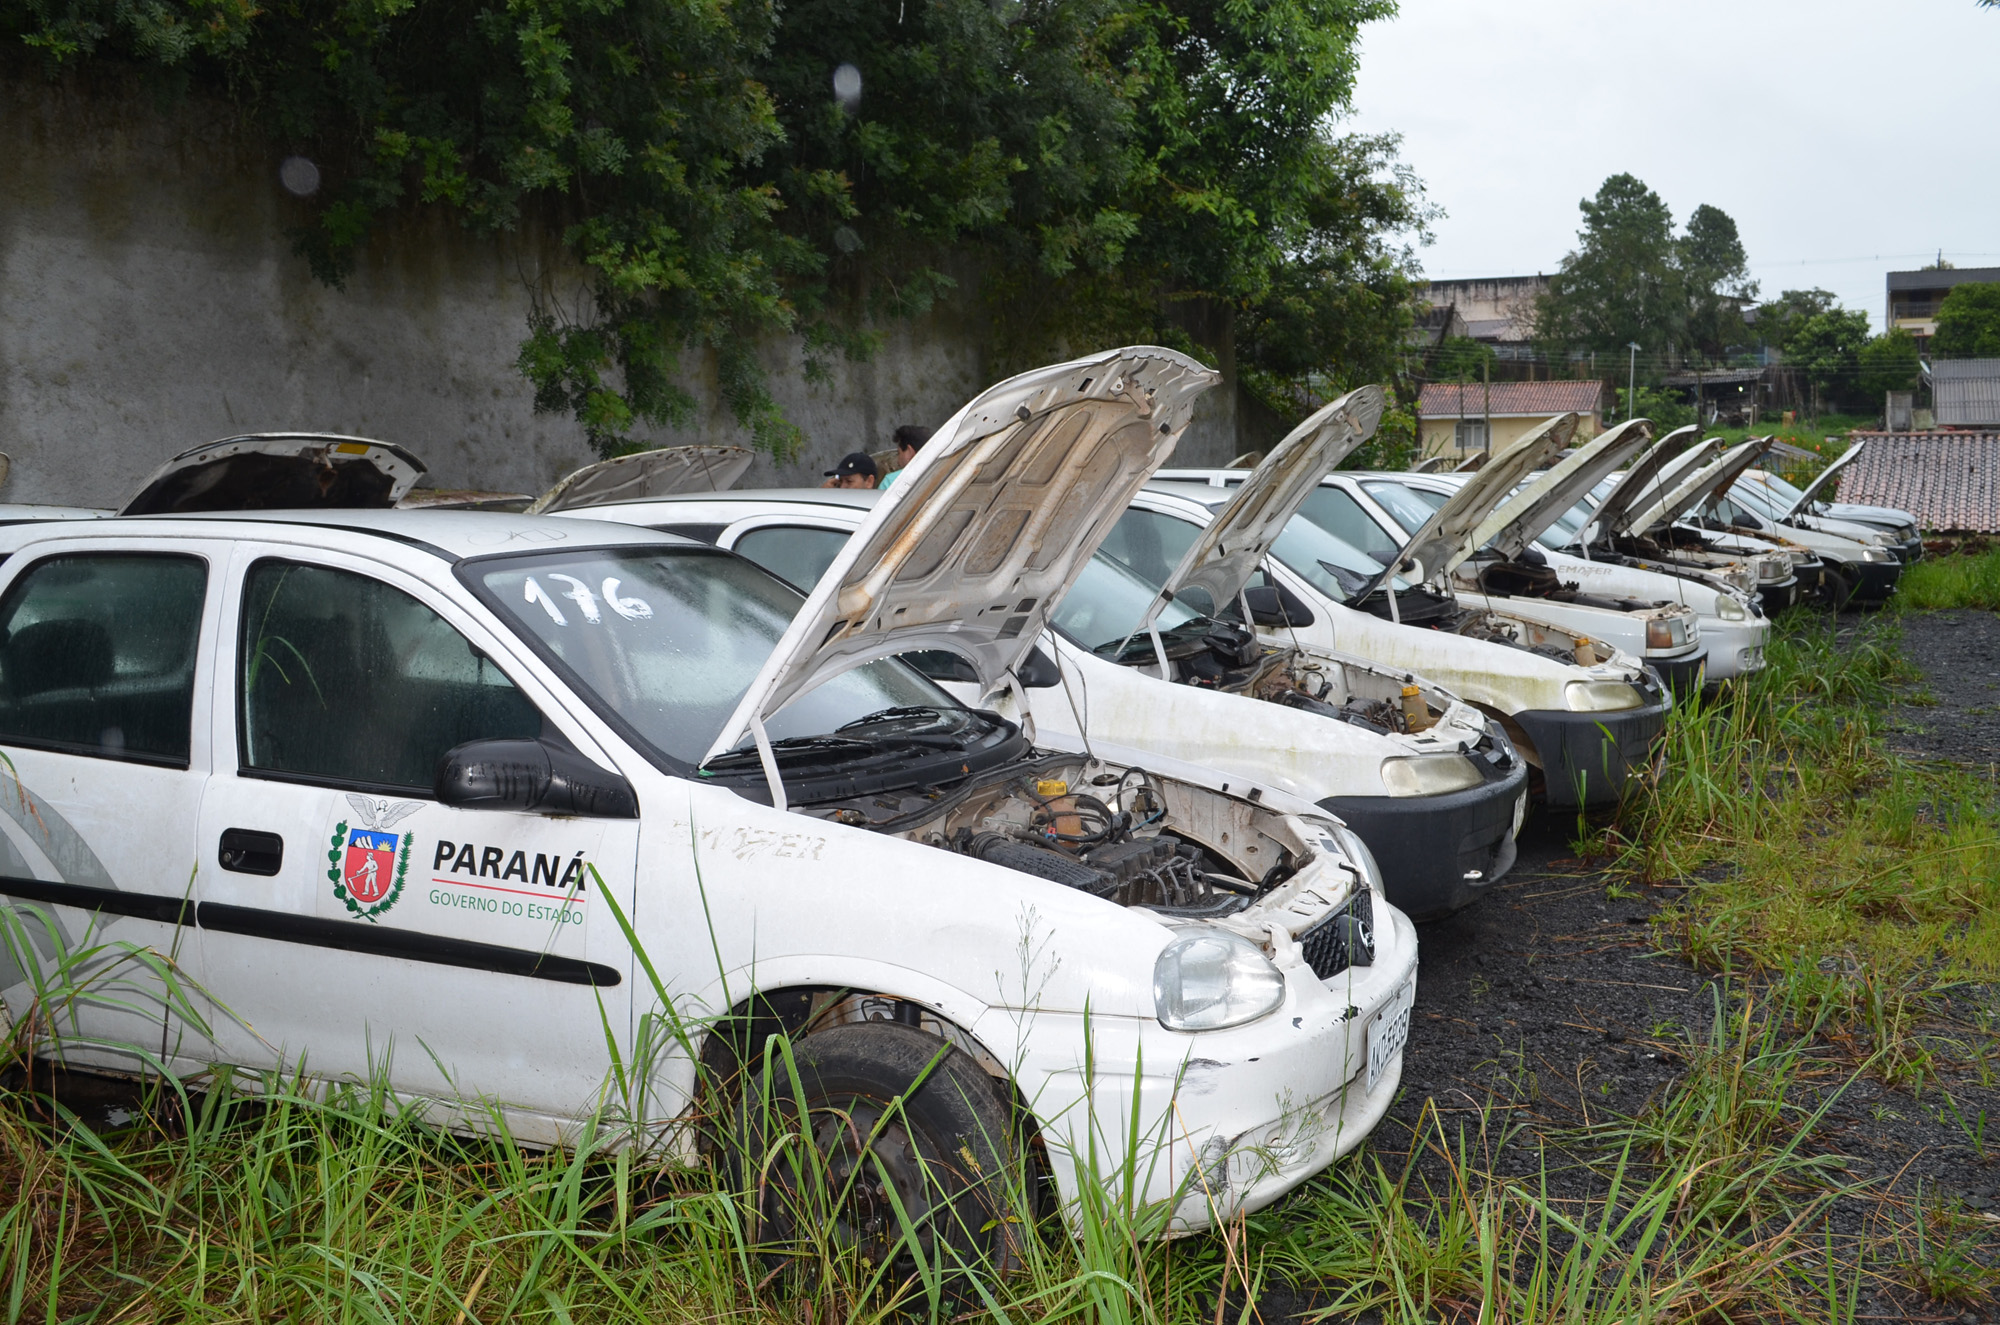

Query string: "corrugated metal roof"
[1933, 358, 2000, 427]
[1839, 432, 2000, 533]
[1418, 380, 1603, 419]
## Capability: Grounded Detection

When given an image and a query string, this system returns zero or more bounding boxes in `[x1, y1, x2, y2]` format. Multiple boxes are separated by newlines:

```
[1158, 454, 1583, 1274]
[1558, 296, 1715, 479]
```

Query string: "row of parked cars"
[0, 347, 1916, 1254]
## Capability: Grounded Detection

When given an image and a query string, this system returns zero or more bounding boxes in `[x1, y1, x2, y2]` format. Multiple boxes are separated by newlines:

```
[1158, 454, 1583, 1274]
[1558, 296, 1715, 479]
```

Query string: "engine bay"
[801, 749, 1326, 918]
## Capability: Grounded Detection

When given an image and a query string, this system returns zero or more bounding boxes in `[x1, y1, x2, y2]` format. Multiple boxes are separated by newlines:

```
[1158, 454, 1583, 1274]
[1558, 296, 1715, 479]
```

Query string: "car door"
[0, 540, 219, 1075]
[191, 544, 639, 1126]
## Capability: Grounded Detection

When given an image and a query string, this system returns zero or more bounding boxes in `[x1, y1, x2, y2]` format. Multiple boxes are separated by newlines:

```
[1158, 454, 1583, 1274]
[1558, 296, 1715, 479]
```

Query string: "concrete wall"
[0, 78, 1245, 508]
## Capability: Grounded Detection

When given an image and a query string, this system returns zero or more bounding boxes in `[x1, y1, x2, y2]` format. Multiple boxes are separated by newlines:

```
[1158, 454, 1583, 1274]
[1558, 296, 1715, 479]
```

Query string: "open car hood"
[1143, 386, 1382, 627]
[1363, 414, 1576, 593]
[1627, 437, 1771, 534]
[706, 346, 1217, 760]
[524, 445, 754, 514]
[1586, 425, 1709, 541]
[120, 434, 426, 515]
[1783, 440, 1868, 519]
[1471, 418, 1655, 559]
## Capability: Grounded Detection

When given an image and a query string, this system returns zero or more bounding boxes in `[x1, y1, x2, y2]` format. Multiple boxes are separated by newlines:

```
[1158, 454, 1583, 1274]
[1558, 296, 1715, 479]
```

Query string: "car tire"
[732, 1020, 1020, 1278]
[1816, 566, 1854, 610]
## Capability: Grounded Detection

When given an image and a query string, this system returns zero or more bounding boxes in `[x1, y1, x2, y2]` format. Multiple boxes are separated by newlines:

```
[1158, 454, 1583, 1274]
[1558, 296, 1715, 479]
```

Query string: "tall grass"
[1588, 611, 2000, 1083]
[1896, 545, 2000, 612]
[0, 607, 1988, 1321]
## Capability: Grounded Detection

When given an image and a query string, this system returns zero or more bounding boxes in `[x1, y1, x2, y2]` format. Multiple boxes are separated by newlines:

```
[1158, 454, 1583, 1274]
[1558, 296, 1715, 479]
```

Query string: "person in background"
[821, 452, 879, 490]
[878, 424, 931, 488]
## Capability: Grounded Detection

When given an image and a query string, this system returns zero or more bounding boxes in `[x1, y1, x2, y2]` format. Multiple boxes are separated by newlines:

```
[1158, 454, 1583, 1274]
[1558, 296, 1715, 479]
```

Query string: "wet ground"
[1891, 609, 2000, 770]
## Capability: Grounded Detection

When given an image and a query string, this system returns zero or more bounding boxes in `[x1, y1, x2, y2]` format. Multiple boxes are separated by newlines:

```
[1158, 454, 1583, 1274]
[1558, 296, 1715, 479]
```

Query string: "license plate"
[1367, 977, 1416, 1094]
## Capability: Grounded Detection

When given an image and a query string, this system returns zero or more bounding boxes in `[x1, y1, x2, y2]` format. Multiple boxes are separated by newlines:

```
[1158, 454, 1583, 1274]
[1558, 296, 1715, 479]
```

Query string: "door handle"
[218, 828, 284, 876]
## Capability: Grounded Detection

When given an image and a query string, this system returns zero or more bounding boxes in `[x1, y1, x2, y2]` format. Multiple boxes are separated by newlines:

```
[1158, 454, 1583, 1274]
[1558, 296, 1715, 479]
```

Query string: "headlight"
[1565, 680, 1643, 712]
[1645, 618, 1686, 650]
[1859, 548, 1895, 563]
[1723, 566, 1753, 592]
[1334, 825, 1384, 896]
[1714, 595, 1747, 621]
[1153, 929, 1285, 1031]
[1786, 549, 1813, 566]
[1378, 754, 1484, 796]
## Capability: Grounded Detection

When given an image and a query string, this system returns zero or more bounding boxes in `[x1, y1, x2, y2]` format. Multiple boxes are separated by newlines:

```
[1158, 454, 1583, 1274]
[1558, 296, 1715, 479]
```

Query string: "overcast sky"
[1347, 0, 2000, 330]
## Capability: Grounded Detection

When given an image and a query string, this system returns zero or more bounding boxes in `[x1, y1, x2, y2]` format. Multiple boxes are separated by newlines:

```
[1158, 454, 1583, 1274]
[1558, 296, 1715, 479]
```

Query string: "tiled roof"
[1418, 380, 1603, 419]
[1839, 432, 2000, 533]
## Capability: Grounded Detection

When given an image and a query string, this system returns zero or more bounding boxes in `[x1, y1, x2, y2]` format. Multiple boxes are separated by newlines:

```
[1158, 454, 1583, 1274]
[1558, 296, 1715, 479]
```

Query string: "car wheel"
[1816, 567, 1854, 610]
[734, 1020, 1020, 1277]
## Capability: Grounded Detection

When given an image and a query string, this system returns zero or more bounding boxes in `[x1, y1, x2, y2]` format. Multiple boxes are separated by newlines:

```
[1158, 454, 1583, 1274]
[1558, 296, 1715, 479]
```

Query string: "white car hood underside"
[708, 346, 1218, 757]
[525, 445, 755, 514]
[1145, 385, 1383, 629]
[1628, 437, 1771, 533]
[1587, 425, 1707, 541]
[1472, 418, 1654, 559]
[1382, 414, 1576, 585]
[1784, 440, 1868, 519]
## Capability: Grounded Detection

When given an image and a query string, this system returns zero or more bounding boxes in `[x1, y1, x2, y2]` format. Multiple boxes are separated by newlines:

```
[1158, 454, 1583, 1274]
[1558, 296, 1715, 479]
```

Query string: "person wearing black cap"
[821, 452, 878, 490]
[878, 424, 931, 489]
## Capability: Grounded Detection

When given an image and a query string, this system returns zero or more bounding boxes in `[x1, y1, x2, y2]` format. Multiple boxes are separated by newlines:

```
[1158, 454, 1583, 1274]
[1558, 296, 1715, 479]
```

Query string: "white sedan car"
[0, 349, 1413, 1253]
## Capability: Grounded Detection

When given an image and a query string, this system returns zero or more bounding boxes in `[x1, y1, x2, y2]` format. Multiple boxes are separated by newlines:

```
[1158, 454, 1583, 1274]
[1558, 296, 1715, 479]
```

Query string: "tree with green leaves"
[1784, 308, 1869, 416]
[3, 0, 1430, 458]
[1857, 329, 1921, 400]
[1934, 283, 2000, 358]
[1534, 174, 1684, 356]
[1533, 176, 1757, 364]
[1679, 204, 1757, 360]
[1753, 288, 1840, 353]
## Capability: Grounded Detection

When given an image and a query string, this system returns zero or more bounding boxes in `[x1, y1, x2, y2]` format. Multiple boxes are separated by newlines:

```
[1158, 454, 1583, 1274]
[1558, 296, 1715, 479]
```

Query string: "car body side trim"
[0, 876, 195, 925]
[0, 878, 621, 987]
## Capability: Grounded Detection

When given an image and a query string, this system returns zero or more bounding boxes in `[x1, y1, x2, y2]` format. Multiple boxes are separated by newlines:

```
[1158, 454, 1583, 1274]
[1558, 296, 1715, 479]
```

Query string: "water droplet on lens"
[832, 63, 862, 108]
[279, 156, 321, 197]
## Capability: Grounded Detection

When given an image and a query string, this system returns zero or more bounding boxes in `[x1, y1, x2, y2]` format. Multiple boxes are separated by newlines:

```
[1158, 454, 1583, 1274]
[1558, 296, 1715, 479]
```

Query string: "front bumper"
[1319, 743, 1528, 920]
[1694, 617, 1769, 683]
[1514, 682, 1669, 809]
[1756, 576, 1800, 613]
[985, 902, 1419, 1235]
[1647, 646, 1708, 695]
[1845, 559, 1901, 602]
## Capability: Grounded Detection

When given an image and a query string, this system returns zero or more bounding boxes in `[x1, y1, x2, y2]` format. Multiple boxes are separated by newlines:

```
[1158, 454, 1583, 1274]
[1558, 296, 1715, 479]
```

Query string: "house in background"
[1420, 276, 1548, 359]
[1885, 266, 2000, 348]
[1417, 380, 1603, 459]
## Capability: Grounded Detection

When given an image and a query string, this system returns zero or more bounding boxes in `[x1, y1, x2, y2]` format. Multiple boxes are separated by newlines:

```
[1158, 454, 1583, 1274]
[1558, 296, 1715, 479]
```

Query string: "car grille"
[1300, 888, 1375, 981]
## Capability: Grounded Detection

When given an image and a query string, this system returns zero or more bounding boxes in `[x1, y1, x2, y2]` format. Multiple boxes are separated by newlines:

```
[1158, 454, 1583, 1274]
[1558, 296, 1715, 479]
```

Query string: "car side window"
[0, 554, 207, 766]
[731, 525, 850, 592]
[240, 560, 542, 792]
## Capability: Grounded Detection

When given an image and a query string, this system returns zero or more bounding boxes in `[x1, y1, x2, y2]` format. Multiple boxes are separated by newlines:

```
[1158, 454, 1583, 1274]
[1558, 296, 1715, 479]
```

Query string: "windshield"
[1720, 480, 1785, 521]
[469, 547, 954, 769]
[1362, 481, 1448, 536]
[1295, 486, 1406, 566]
[1051, 554, 1207, 654]
[1267, 515, 1412, 599]
[1748, 471, 1808, 504]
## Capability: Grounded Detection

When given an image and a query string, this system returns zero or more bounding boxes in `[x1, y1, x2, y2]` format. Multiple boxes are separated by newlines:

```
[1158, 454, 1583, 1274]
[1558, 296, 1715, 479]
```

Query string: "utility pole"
[1482, 357, 1491, 458]
[1627, 342, 1640, 421]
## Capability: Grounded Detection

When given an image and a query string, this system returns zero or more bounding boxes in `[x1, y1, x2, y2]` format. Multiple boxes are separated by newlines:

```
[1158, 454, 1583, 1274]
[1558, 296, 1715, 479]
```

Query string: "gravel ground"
[1891, 609, 2000, 770]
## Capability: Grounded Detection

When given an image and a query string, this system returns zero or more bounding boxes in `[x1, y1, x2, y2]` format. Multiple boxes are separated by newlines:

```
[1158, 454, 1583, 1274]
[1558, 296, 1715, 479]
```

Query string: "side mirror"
[435, 737, 639, 818]
[1017, 644, 1061, 688]
[900, 646, 1061, 689]
[1245, 584, 1316, 629]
